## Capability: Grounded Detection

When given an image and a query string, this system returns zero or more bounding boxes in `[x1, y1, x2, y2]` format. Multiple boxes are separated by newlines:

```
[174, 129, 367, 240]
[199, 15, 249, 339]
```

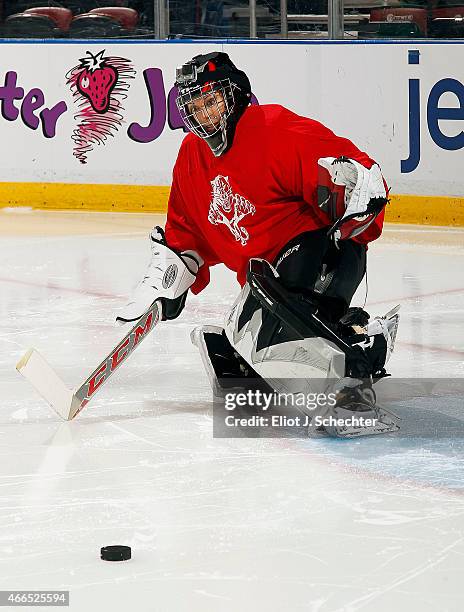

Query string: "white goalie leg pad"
[223, 278, 401, 437]
[224, 282, 346, 397]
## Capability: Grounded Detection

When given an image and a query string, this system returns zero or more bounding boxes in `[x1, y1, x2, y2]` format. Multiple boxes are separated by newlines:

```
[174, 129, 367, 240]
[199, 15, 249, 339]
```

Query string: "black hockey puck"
[100, 545, 131, 562]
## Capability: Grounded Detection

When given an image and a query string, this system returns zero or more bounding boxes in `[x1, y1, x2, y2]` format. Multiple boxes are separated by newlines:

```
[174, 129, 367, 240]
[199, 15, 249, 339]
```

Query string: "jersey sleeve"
[164, 162, 219, 294]
[288, 116, 386, 245]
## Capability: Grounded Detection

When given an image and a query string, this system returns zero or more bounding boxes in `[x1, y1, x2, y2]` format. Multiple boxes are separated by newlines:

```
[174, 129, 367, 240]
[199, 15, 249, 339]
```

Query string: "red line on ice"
[370, 286, 464, 306]
[0, 276, 121, 299]
[2, 277, 464, 357]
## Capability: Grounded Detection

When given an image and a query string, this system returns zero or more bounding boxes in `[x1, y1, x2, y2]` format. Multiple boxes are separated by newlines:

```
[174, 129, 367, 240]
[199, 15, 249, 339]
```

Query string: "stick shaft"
[69, 301, 162, 419]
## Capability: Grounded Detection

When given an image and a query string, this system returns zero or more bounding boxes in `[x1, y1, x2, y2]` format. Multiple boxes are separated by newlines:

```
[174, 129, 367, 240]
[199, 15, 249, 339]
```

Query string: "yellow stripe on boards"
[0, 183, 464, 227]
[0, 182, 170, 213]
[386, 194, 464, 227]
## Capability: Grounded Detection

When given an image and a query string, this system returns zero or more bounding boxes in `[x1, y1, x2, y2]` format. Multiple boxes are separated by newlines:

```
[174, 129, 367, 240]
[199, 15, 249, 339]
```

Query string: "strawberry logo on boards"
[66, 50, 135, 164]
[76, 50, 118, 114]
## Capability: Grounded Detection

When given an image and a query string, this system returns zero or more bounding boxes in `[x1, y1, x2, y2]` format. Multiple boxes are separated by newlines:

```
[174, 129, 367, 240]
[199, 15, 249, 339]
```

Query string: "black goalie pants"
[272, 228, 367, 325]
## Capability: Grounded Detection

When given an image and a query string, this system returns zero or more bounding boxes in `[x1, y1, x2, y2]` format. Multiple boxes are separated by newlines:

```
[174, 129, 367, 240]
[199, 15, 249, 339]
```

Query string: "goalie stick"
[16, 300, 162, 421]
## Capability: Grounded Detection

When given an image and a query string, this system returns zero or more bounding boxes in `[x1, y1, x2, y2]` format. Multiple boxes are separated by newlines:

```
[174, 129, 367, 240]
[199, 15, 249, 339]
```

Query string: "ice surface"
[1, 211, 463, 612]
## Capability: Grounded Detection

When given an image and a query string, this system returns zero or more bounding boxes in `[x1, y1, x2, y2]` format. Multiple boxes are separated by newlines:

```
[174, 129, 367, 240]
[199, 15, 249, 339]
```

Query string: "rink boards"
[0, 40, 463, 225]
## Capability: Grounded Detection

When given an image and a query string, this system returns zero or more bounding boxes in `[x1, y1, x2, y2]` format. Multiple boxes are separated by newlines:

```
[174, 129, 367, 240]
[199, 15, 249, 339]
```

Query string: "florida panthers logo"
[208, 175, 256, 246]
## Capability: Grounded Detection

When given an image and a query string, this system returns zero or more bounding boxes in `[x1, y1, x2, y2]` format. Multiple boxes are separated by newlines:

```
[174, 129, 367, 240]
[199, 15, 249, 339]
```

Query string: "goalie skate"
[310, 378, 400, 438]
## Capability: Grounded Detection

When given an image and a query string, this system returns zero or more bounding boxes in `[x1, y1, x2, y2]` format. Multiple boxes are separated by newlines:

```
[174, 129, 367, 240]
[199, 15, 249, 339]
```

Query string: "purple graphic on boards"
[0, 71, 66, 137]
[0, 60, 259, 159]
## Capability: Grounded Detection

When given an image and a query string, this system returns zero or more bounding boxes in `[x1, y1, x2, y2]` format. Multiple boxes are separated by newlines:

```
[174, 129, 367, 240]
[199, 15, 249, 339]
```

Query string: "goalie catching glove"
[318, 156, 388, 242]
[116, 226, 202, 325]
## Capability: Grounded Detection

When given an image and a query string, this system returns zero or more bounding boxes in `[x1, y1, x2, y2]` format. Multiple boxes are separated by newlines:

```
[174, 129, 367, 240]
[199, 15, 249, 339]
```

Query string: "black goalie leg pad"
[247, 259, 400, 437]
[247, 259, 372, 379]
[191, 325, 270, 396]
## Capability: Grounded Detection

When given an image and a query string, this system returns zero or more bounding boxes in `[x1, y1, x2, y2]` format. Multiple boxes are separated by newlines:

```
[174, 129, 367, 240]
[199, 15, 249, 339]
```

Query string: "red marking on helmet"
[207, 61, 216, 71]
[201, 80, 212, 93]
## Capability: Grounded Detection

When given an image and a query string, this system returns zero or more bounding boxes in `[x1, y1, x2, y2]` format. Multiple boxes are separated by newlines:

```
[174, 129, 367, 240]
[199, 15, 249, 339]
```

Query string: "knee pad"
[224, 262, 347, 395]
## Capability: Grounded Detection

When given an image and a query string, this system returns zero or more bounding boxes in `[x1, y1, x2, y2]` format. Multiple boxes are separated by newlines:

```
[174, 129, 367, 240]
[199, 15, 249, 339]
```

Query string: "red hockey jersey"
[165, 104, 385, 294]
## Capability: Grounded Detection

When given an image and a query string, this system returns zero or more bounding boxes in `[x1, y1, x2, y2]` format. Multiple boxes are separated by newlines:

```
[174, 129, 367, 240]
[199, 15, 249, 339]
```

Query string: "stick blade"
[16, 349, 74, 420]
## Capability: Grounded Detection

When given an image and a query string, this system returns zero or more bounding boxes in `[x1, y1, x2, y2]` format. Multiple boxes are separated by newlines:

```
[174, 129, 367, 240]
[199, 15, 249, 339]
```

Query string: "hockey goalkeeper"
[116, 52, 400, 438]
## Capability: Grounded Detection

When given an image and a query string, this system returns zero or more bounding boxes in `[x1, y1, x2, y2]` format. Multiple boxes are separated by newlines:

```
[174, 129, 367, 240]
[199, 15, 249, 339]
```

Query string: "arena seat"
[370, 7, 427, 36]
[432, 5, 464, 19]
[5, 0, 63, 17]
[24, 7, 73, 32]
[89, 7, 138, 31]
[69, 13, 124, 37]
[430, 16, 464, 37]
[358, 20, 424, 37]
[3, 12, 59, 38]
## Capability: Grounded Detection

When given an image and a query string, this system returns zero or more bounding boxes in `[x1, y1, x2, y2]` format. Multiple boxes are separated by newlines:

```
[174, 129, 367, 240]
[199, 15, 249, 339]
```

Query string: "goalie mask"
[175, 52, 252, 157]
